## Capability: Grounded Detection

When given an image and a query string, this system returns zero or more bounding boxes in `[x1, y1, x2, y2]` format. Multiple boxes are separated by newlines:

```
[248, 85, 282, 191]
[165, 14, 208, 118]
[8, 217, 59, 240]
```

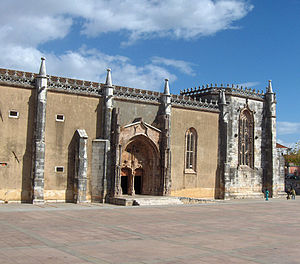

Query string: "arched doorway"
[121, 135, 160, 195]
[121, 168, 131, 195]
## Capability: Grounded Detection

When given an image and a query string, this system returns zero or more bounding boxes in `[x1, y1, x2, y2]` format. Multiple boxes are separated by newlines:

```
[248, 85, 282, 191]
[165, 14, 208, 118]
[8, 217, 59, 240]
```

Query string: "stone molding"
[120, 120, 161, 152]
[123, 120, 162, 133]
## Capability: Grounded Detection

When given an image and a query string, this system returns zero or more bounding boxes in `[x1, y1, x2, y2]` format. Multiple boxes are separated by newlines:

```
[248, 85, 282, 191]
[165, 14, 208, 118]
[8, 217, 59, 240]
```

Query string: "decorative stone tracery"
[238, 108, 254, 168]
[119, 120, 161, 195]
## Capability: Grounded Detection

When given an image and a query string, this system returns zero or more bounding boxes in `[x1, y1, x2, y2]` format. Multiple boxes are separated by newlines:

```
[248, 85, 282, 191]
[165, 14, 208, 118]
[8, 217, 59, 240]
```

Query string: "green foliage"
[284, 141, 300, 165]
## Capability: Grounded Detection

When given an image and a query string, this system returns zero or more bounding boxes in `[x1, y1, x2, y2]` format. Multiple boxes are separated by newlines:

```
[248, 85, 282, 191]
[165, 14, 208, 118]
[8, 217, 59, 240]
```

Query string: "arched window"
[185, 128, 197, 171]
[239, 109, 254, 168]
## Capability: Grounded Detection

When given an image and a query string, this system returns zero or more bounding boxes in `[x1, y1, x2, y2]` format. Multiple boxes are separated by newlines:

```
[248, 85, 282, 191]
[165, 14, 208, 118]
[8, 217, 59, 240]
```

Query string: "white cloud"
[0, 45, 43, 72]
[151, 57, 196, 76]
[79, 0, 253, 43]
[0, 0, 253, 45]
[48, 48, 177, 90]
[0, 8, 72, 46]
[238, 81, 260, 88]
[0, 44, 175, 91]
[0, 0, 253, 90]
[277, 122, 300, 136]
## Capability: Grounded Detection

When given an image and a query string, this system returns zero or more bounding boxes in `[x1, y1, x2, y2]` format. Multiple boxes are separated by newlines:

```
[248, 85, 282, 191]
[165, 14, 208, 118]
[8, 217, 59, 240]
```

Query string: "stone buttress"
[218, 89, 229, 199]
[32, 57, 48, 204]
[264, 81, 285, 197]
[103, 69, 114, 200]
[161, 79, 172, 195]
[74, 129, 88, 203]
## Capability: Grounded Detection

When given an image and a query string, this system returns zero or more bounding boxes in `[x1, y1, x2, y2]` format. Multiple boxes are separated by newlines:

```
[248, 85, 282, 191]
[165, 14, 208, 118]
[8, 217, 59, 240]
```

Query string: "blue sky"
[0, 0, 299, 146]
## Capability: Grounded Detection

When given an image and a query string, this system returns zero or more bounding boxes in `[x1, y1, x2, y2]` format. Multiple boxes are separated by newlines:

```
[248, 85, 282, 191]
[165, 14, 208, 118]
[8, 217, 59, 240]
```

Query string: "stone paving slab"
[0, 198, 299, 263]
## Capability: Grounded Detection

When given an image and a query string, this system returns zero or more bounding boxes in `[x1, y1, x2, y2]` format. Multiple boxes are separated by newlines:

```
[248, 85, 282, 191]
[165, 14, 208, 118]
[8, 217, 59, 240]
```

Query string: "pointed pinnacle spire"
[38, 57, 46, 77]
[219, 89, 226, 105]
[105, 68, 112, 86]
[164, 78, 170, 95]
[267, 80, 273, 93]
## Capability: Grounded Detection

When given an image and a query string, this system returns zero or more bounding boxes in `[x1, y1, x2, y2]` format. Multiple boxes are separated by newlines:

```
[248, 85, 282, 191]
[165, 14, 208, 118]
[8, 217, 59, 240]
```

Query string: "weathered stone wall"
[44, 91, 101, 202]
[170, 107, 219, 198]
[0, 85, 35, 202]
[186, 90, 266, 198]
[181, 85, 285, 199]
[224, 96, 264, 198]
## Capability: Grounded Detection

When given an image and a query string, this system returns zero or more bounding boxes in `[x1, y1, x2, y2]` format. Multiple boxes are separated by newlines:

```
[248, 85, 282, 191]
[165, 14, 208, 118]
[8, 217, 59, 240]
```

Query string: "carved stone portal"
[119, 120, 161, 195]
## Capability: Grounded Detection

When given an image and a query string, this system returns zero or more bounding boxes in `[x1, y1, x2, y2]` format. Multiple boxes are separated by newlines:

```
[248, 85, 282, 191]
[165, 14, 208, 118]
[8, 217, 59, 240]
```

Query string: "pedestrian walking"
[265, 189, 269, 201]
[291, 188, 296, 200]
[287, 189, 291, 200]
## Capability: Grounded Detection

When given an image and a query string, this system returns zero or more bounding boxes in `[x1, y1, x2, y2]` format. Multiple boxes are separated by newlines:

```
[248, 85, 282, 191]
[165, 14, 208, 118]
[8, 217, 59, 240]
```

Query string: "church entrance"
[120, 135, 161, 196]
[134, 168, 143, 195]
[121, 168, 131, 195]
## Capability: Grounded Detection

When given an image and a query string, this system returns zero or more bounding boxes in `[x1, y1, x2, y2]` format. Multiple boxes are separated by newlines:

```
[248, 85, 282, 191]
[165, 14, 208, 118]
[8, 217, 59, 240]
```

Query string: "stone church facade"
[0, 58, 285, 203]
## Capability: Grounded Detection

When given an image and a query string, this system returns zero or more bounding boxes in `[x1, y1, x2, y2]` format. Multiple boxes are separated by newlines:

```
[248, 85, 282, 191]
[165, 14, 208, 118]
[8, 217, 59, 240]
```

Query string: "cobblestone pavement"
[0, 198, 300, 264]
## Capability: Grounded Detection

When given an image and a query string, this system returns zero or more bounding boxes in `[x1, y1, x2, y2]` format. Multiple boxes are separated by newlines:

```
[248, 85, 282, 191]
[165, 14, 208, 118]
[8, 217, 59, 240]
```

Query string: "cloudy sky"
[0, 0, 299, 146]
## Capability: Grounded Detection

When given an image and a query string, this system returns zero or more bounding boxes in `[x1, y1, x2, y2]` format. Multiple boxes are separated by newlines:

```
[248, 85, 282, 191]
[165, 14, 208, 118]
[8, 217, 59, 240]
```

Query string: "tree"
[284, 141, 300, 165]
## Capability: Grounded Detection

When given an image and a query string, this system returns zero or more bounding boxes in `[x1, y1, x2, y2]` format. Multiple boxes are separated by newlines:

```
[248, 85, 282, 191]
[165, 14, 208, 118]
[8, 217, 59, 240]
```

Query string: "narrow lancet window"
[185, 128, 197, 171]
[239, 109, 254, 168]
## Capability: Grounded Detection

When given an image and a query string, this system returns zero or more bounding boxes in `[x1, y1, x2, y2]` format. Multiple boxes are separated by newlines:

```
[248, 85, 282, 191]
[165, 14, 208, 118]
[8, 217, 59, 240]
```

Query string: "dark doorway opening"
[134, 176, 142, 194]
[121, 168, 131, 195]
[134, 168, 143, 195]
[121, 176, 128, 194]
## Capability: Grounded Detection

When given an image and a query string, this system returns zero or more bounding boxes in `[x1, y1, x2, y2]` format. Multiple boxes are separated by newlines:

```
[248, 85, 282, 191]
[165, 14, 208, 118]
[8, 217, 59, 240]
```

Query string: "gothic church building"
[0, 58, 285, 203]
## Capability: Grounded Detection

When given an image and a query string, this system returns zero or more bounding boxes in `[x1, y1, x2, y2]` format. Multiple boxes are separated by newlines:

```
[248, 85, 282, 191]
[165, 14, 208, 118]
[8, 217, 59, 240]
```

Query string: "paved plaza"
[0, 198, 299, 264]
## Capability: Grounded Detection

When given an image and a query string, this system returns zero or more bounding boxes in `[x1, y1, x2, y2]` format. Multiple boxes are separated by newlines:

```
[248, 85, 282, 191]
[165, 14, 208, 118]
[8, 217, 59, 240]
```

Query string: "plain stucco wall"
[44, 91, 101, 201]
[0, 85, 35, 202]
[170, 107, 219, 198]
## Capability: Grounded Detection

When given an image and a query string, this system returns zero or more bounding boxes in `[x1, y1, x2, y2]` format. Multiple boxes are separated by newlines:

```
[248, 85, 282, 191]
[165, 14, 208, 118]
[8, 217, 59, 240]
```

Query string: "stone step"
[110, 196, 217, 206]
[133, 197, 184, 206]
